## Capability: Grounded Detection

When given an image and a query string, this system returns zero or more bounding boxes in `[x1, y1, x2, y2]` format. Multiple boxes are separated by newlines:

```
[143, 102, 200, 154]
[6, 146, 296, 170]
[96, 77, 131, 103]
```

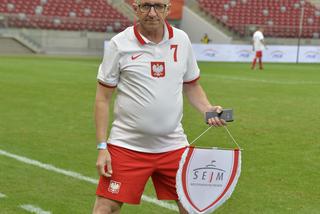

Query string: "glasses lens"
[140, 4, 151, 12]
[139, 3, 167, 13]
[154, 4, 166, 12]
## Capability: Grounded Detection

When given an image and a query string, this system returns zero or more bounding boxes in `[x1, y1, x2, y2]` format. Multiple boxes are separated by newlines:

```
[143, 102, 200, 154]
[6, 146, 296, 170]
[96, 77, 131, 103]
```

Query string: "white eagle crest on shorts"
[108, 180, 121, 194]
[151, 61, 165, 78]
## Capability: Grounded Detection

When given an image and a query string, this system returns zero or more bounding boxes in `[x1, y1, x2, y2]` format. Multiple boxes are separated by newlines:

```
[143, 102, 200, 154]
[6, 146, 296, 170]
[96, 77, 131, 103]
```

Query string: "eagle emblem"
[151, 61, 165, 78]
[108, 180, 121, 194]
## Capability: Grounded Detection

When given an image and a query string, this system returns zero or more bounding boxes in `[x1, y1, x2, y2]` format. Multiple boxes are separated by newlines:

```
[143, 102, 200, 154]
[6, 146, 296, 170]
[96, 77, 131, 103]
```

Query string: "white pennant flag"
[176, 147, 241, 214]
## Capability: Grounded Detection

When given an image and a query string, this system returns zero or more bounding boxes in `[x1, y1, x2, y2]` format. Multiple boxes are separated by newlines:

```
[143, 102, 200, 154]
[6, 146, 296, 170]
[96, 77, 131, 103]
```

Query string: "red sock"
[259, 58, 263, 69]
[252, 58, 257, 69]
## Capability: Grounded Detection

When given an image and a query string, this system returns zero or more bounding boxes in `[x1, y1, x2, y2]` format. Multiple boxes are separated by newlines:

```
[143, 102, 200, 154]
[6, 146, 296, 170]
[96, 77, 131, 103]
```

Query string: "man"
[251, 26, 266, 70]
[201, 33, 211, 44]
[92, 0, 226, 213]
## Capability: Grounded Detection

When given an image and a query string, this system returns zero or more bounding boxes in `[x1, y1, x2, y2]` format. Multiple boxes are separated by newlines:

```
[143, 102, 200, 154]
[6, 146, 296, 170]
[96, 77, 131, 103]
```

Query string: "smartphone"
[205, 109, 234, 123]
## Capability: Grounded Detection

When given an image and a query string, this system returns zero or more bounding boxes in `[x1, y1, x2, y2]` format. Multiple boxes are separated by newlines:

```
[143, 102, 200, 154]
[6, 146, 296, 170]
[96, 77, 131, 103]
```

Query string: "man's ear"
[166, 3, 171, 16]
[132, 3, 139, 13]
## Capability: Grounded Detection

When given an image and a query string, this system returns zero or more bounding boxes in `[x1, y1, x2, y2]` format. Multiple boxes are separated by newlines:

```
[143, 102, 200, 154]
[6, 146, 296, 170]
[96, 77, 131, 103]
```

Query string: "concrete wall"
[3, 28, 116, 56]
[180, 6, 232, 44]
[26, 30, 106, 48]
[309, 0, 320, 7]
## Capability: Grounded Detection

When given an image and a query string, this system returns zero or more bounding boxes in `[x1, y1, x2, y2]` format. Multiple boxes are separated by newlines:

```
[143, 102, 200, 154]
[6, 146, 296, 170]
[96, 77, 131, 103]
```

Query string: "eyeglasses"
[138, 3, 167, 13]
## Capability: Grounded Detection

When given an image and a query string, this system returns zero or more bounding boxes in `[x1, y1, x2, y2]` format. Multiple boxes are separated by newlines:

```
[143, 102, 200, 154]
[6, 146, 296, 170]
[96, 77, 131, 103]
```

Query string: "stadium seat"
[197, 0, 319, 38]
[0, 0, 132, 32]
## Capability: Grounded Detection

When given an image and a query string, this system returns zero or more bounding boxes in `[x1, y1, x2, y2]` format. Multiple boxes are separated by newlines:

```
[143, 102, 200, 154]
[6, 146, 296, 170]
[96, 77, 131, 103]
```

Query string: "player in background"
[251, 26, 266, 70]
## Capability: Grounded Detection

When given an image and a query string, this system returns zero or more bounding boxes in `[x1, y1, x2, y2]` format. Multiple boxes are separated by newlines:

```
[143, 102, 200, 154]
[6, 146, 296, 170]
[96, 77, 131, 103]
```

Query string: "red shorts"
[96, 144, 186, 204]
[256, 51, 262, 58]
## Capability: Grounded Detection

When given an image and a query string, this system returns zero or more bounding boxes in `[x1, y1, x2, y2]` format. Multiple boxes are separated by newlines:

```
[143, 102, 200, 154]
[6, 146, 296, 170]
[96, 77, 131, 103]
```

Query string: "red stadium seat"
[197, 0, 319, 38]
[1, 0, 132, 32]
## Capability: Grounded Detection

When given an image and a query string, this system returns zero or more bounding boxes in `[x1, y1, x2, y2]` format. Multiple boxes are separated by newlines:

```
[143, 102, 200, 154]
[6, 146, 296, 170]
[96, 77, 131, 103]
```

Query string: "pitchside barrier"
[103, 41, 319, 63]
[192, 44, 320, 63]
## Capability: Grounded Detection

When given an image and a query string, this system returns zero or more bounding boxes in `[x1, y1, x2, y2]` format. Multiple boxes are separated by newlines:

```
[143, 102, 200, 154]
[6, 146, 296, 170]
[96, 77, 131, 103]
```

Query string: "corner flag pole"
[296, 6, 305, 64]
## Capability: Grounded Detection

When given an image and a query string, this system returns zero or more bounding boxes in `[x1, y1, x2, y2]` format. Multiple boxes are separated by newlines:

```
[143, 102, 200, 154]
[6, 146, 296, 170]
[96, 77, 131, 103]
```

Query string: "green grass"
[0, 56, 319, 213]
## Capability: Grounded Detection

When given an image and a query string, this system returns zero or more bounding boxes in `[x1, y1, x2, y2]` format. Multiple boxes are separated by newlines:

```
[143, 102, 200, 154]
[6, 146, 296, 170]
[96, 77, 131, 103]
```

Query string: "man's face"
[134, 0, 170, 31]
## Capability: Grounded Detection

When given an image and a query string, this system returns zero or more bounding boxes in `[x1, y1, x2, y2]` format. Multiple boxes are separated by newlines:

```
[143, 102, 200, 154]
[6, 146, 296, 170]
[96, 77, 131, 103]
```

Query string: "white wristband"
[97, 142, 107, 150]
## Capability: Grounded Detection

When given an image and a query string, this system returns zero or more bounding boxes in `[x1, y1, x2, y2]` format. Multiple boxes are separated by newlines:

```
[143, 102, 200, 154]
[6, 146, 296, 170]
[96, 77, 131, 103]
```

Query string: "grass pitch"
[0, 55, 319, 213]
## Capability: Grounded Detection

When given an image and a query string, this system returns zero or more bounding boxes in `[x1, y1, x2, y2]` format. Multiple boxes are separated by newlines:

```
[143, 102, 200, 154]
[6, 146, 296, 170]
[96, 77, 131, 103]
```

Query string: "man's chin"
[143, 22, 163, 30]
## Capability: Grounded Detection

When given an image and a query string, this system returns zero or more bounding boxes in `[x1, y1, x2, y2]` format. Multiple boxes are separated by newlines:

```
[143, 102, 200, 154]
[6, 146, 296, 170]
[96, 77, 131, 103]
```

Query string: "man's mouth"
[145, 19, 160, 23]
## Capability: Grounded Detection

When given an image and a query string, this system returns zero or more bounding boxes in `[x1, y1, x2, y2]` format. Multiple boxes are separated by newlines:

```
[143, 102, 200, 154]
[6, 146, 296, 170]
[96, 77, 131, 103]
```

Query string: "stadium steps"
[108, 0, 135, 22]
[0, 37, 36, 54]
[185, 0, 242, 40]
[308, 0, 320, 8]
[0, 29, 43, 53]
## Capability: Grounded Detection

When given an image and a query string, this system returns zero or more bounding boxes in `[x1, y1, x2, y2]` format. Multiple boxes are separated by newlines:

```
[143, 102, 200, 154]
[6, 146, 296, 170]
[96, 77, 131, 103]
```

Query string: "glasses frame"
[138, 3, 168, 13]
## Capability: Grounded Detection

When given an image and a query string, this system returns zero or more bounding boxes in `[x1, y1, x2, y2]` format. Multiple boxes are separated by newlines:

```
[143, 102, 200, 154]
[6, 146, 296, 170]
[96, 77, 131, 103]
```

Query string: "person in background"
[201, 33, 211, 44]
[251, 26, 266, 70]
[92, 0, 226, 213]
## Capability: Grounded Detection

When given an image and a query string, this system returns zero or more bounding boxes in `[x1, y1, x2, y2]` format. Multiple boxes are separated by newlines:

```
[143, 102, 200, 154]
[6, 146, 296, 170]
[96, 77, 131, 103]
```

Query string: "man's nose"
[148, 6, 157, 16]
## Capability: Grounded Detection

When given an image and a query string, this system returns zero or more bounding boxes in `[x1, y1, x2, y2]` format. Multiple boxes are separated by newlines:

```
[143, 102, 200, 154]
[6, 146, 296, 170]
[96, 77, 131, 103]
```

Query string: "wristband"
[97, 142, 107, 150]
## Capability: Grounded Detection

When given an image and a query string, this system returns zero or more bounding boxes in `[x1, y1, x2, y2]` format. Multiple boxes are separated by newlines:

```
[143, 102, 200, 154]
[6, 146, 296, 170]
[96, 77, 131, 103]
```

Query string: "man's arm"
[183, 81, 225, 126]
[260, 39, 266, 49]
[252, 37, 255, 51]
[95, 83, 115, 177]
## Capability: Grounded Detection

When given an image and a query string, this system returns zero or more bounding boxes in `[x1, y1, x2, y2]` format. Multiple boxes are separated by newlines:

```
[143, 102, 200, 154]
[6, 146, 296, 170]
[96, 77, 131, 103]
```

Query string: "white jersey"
[253, 30, 265, 51]
[97, 22, 200, 153]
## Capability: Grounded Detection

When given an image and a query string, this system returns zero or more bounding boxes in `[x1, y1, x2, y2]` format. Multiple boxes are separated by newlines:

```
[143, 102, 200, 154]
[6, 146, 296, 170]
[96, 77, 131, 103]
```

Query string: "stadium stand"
[1, 0, 318, 55]
[0, 0, 132, 32]
[197, 0, 320, 38]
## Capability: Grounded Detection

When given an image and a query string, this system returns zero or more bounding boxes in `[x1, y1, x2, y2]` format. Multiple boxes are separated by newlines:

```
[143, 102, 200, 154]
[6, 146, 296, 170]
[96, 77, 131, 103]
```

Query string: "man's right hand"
[96, 149, 113, 177]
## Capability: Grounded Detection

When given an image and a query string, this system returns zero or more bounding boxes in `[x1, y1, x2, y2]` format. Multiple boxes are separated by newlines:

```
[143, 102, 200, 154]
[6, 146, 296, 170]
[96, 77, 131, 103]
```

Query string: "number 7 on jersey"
[170, 45, 178, 62]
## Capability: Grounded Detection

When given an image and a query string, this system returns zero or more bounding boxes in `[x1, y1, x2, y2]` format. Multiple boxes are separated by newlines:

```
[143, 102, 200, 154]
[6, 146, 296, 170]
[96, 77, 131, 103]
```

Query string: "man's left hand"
[205, 106, 226, 127]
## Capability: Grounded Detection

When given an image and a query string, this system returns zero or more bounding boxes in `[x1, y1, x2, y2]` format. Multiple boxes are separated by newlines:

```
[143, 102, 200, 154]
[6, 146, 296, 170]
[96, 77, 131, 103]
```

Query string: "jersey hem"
[183, 76, 200, 84]
[106, 142, 189, 154]
[98, 80, 117, 88]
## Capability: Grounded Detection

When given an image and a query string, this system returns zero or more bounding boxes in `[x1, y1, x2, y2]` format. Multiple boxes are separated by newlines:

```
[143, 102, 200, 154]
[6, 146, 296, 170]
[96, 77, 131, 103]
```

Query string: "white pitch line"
[20, 204, 51, 214]
[0, 192, 7, 198]
[0, 149, 97, 184]
[0, 149, 179, 212]
[142, 195, 178, 211]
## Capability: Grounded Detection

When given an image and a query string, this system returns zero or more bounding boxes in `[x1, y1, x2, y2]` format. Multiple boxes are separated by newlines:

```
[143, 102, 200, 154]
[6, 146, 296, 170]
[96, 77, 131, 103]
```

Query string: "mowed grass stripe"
[0, 149, 98, 184]
[202, 74, 320, 85]
[1, 56, 320, 213]
[0, 149, 178, 212]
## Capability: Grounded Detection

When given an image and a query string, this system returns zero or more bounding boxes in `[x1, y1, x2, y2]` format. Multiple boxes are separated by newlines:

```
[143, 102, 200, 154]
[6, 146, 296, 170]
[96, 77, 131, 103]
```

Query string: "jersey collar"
[133, 21, 174, 45]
